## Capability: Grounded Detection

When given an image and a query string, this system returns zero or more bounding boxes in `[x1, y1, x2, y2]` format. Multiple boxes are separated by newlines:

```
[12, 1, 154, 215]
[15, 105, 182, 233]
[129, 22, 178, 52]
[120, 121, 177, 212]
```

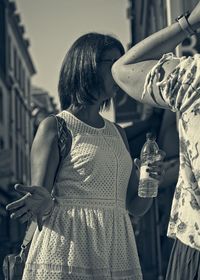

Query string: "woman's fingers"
[6, 184, 52, 229]
[14, 184, 35, 195]
[19, 211, 33, 224]
[6, 198, 25, 211]
[149, 173, 162, 181]
[147, 164, 163, 172]
[6, 192, 31, 211]
[147, 159, 165, 181]
[10, 206, 28, 219]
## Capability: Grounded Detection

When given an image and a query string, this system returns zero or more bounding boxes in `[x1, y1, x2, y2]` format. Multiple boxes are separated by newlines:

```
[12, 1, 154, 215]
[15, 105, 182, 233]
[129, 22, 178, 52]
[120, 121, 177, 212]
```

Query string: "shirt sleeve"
[142, 53, 200, 113]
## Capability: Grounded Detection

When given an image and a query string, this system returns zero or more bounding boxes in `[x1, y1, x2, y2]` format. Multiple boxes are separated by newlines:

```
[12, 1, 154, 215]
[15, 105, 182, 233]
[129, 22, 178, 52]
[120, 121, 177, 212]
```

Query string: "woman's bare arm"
[113, 2, 200, 64]
[115, 124, 164, 216]
[31, 116, 60, 191]
[112, 2, 200, 106]
[6, 116, 61, 228]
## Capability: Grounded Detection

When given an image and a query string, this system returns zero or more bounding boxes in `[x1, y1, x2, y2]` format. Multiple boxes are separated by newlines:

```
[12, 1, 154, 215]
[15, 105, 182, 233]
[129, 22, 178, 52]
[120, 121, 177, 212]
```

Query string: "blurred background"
[0, 0, 200, 279]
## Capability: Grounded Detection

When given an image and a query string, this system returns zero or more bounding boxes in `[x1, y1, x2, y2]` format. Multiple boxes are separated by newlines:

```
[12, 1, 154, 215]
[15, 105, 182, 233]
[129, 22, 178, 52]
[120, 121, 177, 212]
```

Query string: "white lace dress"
[22, 110, 143, 280]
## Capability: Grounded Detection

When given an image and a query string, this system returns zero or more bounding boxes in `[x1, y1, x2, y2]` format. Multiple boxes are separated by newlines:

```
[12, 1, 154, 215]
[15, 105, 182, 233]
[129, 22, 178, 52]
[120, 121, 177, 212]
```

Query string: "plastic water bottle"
[138, 132, 160, 198]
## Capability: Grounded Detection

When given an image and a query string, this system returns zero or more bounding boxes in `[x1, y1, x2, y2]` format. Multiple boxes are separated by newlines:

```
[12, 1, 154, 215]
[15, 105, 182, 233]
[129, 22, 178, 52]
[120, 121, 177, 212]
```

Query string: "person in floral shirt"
[111, 2, 200, 280]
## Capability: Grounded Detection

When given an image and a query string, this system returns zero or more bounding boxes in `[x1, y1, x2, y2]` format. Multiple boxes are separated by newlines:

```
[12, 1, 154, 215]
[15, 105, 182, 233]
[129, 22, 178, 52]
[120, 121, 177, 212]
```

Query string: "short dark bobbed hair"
[58, 32, 125, 110]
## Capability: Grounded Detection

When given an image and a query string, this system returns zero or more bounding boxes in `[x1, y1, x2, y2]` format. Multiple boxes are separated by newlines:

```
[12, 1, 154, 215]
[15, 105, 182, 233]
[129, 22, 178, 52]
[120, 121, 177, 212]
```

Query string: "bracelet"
[176, 12, 196, 37]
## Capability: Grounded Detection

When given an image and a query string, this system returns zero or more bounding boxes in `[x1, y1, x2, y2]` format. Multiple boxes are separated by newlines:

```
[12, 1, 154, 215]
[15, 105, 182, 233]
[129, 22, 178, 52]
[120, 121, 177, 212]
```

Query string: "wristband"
[176, 12, 196, 37]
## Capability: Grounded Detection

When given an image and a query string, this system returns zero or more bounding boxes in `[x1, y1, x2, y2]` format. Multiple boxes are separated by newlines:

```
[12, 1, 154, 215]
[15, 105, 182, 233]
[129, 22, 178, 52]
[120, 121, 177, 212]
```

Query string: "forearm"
[119, 2, 200, 65]
[120, 22, 186, 64]
[31, 165, 55, 193]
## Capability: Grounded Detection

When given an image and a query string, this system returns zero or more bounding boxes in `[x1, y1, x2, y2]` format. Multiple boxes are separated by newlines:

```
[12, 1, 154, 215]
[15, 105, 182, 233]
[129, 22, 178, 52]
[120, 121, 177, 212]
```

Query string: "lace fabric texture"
[22, 111, 143, 279]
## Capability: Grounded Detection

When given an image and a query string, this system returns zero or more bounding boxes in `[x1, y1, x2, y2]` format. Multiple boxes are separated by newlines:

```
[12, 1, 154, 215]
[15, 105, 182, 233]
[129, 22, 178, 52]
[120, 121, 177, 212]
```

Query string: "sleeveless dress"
[22, 110, 143, 280]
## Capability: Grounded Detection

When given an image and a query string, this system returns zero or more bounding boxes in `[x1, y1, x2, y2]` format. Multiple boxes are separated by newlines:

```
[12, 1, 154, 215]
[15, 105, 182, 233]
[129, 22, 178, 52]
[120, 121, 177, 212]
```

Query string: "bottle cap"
[146, 132, 156, 140]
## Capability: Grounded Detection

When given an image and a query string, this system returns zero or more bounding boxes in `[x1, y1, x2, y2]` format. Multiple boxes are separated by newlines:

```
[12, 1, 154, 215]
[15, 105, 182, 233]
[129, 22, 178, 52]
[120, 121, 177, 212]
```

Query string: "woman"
[7, 33, 164, 279]
[112, 2, 200, 280]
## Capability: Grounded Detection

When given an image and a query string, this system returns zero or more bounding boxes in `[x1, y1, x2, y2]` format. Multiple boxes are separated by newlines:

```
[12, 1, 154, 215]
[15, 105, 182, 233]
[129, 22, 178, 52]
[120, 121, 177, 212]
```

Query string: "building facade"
[0, 1, 36, 278]
[0, 0, 36, 187]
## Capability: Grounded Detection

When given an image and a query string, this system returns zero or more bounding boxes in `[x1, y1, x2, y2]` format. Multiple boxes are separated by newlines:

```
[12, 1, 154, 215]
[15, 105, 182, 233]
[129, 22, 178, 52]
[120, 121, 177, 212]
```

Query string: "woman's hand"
[6, 184, 54, 231]
[134, 149, 166, 184]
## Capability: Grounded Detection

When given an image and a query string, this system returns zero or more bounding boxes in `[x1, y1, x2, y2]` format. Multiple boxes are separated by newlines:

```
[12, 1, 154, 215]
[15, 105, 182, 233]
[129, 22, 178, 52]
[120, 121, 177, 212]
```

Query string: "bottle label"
[140, 165, 158, 182]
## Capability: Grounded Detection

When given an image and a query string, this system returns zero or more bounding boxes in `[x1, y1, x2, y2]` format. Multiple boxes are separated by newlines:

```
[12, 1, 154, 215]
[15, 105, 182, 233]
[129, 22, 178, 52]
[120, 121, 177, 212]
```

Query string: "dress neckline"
[65, 110, 106, 130]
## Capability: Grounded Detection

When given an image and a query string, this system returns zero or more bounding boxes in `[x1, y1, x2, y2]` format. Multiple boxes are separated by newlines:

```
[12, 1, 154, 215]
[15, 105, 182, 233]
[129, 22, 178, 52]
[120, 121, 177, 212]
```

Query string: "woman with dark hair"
[58, 33, 124, 111]
[7, 32, 164, 279]
[112, 2, 200, 280]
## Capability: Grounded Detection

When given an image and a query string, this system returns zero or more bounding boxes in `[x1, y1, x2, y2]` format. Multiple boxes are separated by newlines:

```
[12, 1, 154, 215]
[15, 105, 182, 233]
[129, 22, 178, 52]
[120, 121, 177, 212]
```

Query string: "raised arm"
[112, 2, 200, 107]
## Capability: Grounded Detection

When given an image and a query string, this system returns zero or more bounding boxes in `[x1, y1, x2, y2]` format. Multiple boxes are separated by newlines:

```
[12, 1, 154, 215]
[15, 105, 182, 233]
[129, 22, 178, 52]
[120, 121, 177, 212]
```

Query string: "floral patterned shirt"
[142, 53, 200, 251]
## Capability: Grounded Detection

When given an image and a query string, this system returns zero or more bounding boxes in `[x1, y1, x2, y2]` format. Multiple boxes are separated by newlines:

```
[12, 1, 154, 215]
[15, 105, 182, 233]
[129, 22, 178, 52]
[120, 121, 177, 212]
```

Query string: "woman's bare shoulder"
[38, 115, 58, 134]
[32, 115, 59, 149]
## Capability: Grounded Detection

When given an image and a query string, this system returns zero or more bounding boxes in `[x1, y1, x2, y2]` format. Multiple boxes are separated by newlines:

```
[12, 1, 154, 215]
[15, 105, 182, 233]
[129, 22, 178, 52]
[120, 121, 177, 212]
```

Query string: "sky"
[16, 0, 130, 114]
